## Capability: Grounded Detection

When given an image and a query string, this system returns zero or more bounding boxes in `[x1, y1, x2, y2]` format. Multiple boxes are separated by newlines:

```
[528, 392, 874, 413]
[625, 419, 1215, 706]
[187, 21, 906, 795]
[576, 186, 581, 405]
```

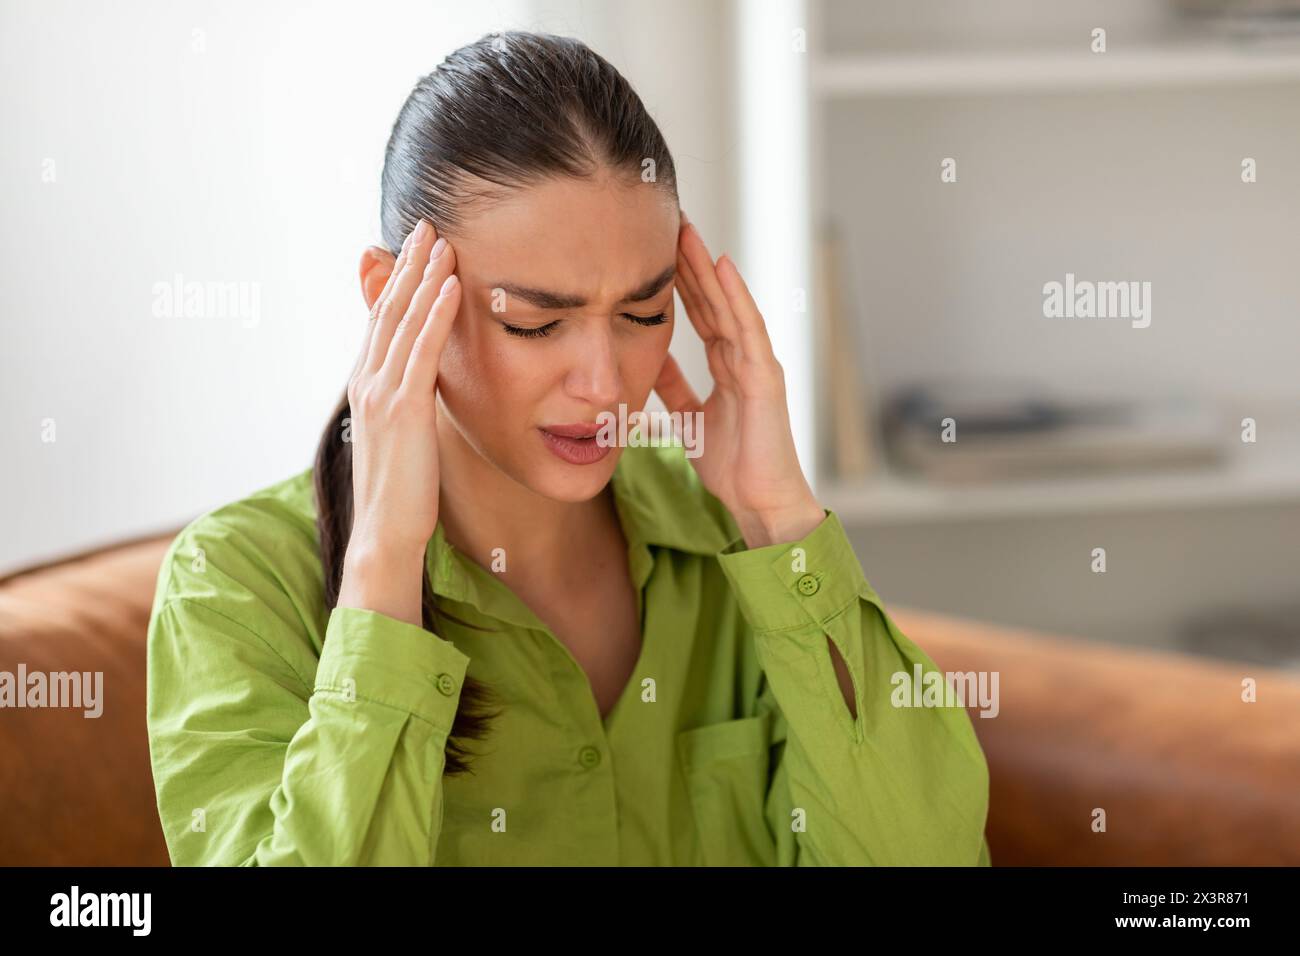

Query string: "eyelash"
[502, 312, 668, 339]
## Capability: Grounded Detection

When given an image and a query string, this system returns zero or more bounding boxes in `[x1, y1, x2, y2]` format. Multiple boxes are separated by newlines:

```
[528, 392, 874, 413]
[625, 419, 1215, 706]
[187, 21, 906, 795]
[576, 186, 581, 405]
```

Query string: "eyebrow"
[489, 263, 676, 310]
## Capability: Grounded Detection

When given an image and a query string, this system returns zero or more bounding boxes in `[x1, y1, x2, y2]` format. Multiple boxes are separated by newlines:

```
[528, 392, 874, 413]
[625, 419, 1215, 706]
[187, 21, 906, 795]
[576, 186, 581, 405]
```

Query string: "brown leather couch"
[2, 532, 1297, 866]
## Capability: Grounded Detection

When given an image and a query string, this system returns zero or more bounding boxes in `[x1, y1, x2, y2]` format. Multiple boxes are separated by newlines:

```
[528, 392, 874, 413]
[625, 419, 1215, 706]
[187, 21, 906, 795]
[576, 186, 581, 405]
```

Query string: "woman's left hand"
[652, 212, 826, 549]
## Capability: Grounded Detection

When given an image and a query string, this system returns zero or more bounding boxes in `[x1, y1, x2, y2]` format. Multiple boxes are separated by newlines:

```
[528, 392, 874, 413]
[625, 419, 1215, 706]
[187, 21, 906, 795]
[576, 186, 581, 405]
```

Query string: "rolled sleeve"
[715, 509, 874, 635]
[316, 606, 471, 734]
[717, 508, 991, 865]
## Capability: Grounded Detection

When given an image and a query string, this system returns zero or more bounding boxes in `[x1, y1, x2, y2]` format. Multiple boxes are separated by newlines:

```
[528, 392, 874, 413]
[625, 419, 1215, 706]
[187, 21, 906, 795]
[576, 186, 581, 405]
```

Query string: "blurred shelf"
[813, 42, 1300, 98]
[820, 442, 1300, 525]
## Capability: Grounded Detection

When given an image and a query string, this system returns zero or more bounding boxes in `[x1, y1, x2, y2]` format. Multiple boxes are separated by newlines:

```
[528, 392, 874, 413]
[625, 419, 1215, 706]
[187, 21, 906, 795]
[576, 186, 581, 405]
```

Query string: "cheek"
[437, 312, 547, 419]
[621, 321, 674, 395]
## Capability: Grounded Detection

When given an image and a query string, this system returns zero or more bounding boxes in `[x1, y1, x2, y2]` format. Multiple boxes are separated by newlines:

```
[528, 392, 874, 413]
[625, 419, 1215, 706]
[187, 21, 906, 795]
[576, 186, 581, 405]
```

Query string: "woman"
[146, 30, 991, 866]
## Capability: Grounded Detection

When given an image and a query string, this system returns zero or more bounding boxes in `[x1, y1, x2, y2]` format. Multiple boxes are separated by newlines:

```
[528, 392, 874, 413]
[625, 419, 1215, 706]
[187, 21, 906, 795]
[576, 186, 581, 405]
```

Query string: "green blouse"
[145, 443, 991, 866]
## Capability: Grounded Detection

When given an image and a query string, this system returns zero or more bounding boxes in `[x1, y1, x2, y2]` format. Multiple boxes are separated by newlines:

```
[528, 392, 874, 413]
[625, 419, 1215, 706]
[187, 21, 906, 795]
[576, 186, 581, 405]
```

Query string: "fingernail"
[413, 218, 430, 241]
[431, 237, 447, 259]
[439, 274, 458, 296]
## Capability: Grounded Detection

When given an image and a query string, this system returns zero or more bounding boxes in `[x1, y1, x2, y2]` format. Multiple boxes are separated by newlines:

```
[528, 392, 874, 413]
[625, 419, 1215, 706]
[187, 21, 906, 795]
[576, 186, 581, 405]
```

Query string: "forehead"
[450, 174, 679, 304]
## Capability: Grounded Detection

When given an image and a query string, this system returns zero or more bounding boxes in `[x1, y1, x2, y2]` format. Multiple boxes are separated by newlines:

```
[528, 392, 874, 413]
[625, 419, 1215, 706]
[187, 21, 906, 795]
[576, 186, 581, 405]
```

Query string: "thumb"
[652, 352, 703, 416]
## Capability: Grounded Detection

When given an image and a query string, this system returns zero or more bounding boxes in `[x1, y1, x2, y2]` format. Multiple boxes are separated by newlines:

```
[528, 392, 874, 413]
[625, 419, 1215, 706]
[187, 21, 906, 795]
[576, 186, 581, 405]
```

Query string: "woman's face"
[434, 173, 680, 503]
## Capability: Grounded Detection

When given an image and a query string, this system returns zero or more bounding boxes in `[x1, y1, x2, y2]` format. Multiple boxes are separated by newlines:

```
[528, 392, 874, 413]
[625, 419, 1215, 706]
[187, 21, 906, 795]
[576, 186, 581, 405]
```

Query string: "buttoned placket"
[423, 483, 662, 865]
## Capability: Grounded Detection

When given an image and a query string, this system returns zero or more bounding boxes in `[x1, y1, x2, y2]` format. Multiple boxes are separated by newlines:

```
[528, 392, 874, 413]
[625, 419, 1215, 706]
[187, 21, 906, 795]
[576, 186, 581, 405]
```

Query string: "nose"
[563, 321, 622, 411]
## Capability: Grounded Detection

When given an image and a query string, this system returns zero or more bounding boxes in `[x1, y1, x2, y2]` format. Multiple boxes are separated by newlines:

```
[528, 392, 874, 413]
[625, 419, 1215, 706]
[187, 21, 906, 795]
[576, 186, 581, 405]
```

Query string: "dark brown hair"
[313, 30, 678, 776]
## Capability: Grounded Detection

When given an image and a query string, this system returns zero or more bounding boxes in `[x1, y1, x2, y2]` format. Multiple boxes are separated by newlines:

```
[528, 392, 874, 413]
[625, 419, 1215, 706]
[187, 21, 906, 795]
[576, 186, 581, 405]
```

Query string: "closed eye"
[501, 312, 668, 339]
[501, 320, 559, 339]
[622, 311, 668, 327]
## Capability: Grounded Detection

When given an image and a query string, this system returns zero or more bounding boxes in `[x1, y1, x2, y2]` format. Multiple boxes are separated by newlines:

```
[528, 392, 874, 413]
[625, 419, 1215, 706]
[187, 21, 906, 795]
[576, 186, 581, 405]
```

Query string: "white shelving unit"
[793, 4, 1300, 525]
[737, 0, 1300, 658]
[813, 41, 1300, 98]
[821, 438, 1300, 525]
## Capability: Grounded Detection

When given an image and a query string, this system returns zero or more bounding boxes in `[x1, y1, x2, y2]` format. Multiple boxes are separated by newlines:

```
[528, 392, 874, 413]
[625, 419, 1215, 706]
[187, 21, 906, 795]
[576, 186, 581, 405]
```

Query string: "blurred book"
[1173, 0, 1300, 36]
[1178, 601, 1300, 670]
[881, 378, 1231, 483]
[815, 220, 877, 481]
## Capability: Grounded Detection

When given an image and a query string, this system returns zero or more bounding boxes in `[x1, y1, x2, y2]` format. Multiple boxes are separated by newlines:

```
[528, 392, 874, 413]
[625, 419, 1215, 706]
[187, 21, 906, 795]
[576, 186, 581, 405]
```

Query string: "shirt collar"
[422, 445, 738, 630]
[607, 444, 737, 557]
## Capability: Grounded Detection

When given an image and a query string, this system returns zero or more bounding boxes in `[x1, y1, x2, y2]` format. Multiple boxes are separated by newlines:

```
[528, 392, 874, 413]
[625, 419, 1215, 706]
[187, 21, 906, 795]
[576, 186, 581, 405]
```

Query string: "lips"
[538, 423, 611, 465]
[540, 422, 602, 439]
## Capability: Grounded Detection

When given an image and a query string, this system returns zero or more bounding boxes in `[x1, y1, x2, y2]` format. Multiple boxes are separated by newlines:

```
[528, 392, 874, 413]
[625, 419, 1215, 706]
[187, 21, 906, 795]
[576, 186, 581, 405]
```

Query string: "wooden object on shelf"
[815, 220, 876, 481]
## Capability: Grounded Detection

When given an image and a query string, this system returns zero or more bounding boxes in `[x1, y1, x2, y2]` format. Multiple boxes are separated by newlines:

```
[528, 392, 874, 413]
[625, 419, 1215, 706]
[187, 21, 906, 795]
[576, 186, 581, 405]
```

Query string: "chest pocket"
[676, 713, 778, 866]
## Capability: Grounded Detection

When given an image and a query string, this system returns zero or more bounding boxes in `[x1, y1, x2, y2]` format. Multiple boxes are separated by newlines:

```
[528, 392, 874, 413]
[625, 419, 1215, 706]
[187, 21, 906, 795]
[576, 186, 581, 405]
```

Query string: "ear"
[359, 245, 397, 312]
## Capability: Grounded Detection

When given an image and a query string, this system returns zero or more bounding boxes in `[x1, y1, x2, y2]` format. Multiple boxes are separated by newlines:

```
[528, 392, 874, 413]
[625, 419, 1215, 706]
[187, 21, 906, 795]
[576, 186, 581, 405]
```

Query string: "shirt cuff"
[715, 509, 875, 635]
[315, 605, 471, 732]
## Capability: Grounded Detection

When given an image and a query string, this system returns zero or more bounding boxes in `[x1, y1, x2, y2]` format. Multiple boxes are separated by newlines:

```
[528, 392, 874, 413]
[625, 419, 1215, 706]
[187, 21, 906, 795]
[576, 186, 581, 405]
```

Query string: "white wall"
[735, 0, 816, 485]
[0, 0, 738, 574]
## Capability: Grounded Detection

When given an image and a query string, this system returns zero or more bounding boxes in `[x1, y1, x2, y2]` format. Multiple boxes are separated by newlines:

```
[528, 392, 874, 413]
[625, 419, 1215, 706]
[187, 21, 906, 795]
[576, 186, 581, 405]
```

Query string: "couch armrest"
[893, 606, 1300, 865]
[0, 534, 177, 866]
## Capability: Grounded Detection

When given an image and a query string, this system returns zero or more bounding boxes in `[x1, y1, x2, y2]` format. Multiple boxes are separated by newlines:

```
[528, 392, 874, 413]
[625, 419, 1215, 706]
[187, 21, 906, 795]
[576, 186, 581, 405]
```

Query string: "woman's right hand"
[337, 218, 461, 627]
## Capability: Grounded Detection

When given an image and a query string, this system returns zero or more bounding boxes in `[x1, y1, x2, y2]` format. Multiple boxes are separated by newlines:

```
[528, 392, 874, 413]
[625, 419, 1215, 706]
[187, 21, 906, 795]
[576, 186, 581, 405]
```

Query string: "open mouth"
[538, 424, 610, 465]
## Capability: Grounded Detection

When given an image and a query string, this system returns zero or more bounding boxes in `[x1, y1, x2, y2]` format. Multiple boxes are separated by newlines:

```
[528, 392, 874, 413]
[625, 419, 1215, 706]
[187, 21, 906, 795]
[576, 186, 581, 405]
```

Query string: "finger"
[652, 351, 702, 415]
[678, 249, 739, 388]
[381, 237, 455, 386]
[715, 253, 776, 362]
[674, 247, 716, 341]
[675, 220, 715, 334]
[365, 219, 435, 375]
[402, 272, 462, 395]
[678, 222, 741, 345]
[351, 240, 409, 383]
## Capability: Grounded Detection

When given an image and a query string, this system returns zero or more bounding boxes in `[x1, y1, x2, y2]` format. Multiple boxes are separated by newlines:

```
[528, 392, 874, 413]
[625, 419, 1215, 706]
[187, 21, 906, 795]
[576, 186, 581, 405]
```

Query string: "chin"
[526, 444, 622, 503]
